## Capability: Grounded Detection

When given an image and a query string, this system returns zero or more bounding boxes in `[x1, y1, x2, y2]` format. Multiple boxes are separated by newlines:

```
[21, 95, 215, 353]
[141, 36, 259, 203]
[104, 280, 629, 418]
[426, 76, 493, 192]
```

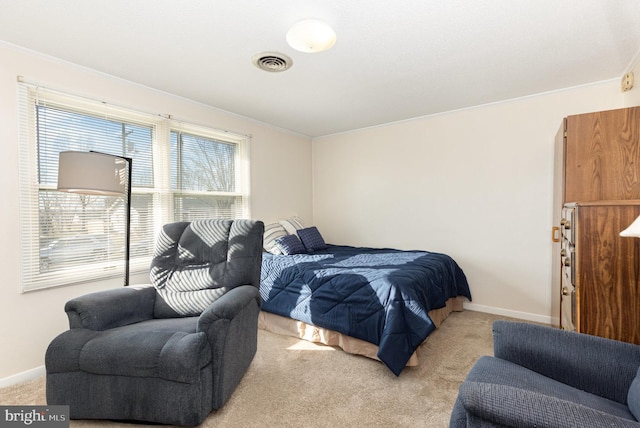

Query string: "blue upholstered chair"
[450, 320, 640, 427]
[45, 219, 264, 426]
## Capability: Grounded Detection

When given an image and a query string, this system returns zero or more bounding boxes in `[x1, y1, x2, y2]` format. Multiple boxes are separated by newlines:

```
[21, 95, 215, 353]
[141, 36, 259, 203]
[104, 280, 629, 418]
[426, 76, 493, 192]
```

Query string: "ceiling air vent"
[252, 52, 293, 72]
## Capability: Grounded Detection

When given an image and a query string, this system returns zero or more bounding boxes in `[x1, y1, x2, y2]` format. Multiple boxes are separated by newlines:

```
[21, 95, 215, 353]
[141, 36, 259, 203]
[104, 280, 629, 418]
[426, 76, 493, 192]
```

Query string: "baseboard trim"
[463, 302, 553, 325]
[0, 365, 45, 388]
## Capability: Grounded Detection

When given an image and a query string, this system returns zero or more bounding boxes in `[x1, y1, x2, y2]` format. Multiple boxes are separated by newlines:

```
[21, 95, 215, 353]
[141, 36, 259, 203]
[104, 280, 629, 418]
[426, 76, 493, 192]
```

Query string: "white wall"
[4, 39, 640, 385]
[312, 81, 633, 325]
[0, 43, 312, 384]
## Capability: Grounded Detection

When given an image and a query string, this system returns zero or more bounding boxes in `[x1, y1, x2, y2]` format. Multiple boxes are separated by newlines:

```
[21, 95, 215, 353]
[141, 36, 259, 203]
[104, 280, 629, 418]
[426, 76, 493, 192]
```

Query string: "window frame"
[17, 83, 250, 292]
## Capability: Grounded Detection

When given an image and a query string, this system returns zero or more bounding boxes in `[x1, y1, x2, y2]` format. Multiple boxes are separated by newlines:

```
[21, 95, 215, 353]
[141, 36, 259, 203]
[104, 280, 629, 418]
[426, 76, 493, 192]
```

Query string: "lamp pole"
[123, 155, 132, 286]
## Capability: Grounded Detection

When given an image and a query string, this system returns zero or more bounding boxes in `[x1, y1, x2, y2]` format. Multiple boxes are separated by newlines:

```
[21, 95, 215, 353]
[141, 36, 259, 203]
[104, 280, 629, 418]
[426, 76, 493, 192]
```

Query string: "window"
[170, 130, 246, 221]
[18, 83, 250, 291]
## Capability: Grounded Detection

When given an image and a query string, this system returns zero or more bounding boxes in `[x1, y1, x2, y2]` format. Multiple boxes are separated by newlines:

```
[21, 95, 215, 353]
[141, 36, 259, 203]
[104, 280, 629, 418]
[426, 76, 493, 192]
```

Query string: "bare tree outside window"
[171, 132, 239, 220]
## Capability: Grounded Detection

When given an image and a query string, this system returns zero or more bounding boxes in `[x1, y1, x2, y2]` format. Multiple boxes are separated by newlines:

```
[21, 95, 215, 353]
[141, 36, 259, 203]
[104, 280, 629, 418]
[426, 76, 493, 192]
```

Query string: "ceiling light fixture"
[286, 19, 336, 53]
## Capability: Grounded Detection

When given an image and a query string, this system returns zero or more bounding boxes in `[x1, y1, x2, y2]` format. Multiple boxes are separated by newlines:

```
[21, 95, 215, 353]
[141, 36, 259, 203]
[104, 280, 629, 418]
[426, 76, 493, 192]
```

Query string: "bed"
[259, 243, 472, 376]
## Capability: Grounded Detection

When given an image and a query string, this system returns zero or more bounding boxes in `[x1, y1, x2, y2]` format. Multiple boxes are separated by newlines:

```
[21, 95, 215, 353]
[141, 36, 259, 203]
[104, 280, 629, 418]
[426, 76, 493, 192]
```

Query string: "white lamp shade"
[286, 19, 336, 53]
[57, 151, 127, 195]
[620, 215, 640, 238]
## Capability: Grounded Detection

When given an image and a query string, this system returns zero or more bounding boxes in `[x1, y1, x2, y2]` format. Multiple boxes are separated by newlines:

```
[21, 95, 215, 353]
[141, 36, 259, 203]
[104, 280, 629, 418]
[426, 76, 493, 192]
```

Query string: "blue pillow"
[275, 234, 306, 255]
[297, 226, 327, 252]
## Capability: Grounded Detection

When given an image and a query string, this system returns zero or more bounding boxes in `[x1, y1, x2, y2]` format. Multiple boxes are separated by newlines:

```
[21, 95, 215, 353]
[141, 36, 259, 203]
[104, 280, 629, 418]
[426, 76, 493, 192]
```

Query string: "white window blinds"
[170, 127, 249, 222]
[17, 82, 250, 292]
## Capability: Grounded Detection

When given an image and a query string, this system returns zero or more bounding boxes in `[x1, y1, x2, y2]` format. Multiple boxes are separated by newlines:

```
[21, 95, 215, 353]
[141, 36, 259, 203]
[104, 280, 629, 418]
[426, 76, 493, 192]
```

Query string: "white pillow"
[263, 222, 288, 254]
[279, 216, 304, 234]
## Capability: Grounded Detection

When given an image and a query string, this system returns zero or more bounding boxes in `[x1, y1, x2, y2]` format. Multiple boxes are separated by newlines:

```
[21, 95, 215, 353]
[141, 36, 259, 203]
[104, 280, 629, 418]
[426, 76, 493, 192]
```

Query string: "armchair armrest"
[493, 320, 640, 403]
[458, 381, 640, 428]
[65, 285, 156, 330]
[197, 285, 261, 333]
[197, 284, 261, 409]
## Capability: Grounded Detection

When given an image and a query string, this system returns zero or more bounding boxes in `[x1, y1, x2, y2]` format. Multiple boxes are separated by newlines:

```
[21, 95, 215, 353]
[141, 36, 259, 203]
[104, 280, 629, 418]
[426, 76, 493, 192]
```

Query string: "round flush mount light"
[286, 19, 336, 53]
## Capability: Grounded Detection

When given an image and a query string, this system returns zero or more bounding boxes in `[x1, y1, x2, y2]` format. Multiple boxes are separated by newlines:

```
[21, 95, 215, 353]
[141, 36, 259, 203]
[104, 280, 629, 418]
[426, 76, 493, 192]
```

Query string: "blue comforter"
[260, 245, 471, 375]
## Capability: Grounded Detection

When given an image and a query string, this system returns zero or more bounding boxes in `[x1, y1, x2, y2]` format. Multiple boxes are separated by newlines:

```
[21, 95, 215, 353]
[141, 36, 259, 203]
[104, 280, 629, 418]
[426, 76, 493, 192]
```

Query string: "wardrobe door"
[564, 107, 640, 202]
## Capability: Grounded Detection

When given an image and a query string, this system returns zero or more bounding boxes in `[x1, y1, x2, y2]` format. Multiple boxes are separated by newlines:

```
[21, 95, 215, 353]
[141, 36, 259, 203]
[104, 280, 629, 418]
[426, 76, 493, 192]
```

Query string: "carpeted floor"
[0, 310, 514, 427]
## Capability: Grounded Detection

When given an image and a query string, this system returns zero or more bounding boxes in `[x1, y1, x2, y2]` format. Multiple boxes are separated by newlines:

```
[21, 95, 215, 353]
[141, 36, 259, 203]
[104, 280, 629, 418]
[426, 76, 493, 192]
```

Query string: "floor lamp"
[57, 151, 132, 286]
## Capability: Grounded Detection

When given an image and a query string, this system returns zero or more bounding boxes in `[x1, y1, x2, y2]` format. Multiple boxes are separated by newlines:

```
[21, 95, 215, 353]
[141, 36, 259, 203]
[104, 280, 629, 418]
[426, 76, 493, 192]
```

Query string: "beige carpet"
[0, 310, 513, 427]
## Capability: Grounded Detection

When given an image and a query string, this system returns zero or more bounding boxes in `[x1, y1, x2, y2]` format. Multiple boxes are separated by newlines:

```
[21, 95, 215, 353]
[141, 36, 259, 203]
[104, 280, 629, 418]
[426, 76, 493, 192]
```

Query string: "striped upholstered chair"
[45, 219, 264, 426]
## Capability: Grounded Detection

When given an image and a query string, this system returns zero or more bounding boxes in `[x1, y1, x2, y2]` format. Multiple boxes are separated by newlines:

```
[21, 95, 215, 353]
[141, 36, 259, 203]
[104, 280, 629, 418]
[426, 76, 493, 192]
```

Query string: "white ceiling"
[1, 0, 639, 138]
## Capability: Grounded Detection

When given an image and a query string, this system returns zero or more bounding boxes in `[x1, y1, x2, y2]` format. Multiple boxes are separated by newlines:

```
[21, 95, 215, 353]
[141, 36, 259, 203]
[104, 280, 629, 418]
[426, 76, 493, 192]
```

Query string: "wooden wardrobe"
[553, 106, 640, 344]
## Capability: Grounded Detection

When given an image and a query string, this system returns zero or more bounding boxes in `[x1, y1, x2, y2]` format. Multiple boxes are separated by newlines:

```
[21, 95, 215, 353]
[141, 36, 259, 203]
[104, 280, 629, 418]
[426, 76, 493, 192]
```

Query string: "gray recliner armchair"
[45, 219, 264, 426]
[450, 320, 640, 427]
